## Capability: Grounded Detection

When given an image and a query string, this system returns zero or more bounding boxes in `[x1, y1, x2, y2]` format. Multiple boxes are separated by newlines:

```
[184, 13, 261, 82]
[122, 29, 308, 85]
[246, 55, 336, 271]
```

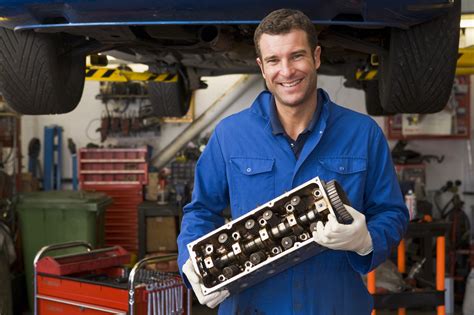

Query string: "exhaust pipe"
[199, 25, 233, 51]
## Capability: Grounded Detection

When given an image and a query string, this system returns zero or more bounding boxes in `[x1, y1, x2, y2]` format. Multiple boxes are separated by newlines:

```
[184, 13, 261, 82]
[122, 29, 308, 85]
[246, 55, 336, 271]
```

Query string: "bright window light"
[461, 14, 474, 28]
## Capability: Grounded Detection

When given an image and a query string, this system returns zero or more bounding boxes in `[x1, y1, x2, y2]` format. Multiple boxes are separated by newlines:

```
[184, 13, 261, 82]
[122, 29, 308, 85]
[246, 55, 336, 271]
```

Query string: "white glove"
[183, 259, 230, 308]
[312, 204, 373, 256]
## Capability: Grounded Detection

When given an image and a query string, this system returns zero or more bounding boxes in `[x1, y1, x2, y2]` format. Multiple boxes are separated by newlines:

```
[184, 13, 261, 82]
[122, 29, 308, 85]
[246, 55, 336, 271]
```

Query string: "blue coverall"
[177, 88, 409, 315]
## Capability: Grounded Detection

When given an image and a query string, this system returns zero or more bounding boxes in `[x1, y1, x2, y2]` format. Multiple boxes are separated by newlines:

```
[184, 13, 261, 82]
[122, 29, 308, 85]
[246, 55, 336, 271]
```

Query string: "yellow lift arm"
[355, 46, 474, 80]
[85, 66, 178, 83]
[86, 46, 474, 83]
[456, 46, 474, 75]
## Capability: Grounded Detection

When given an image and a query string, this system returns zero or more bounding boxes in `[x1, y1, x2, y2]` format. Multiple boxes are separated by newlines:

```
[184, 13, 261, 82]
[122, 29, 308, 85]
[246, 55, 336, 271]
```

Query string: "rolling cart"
[33, 241, 191, 314]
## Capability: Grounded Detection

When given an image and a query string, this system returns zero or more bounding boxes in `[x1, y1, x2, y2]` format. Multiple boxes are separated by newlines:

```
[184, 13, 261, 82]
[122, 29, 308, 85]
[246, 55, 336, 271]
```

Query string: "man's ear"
[313, 46, 321, 70]
[256, 57, 266, 80]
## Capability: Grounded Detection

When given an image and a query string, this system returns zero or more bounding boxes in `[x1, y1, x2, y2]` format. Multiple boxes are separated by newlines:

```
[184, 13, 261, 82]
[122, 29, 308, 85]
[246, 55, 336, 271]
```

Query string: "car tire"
[379, 0, 461, 113]
[0, 28, 85, 115]
[148, 74, 191, 117]
[363, 81, 394, 116]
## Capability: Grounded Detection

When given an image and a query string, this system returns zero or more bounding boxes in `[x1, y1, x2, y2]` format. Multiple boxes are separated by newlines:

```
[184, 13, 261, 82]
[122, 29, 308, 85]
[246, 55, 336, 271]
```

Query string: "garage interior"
[2, 2, 474, 315]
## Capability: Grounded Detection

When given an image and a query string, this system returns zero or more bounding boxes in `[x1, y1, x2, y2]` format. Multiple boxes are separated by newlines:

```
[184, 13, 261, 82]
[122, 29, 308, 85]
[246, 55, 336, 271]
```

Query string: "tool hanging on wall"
[43, 126, 63, 191]
[27, 138, 41, 180]
[67, 138, 78, 191]
[96, 110, 161, 142]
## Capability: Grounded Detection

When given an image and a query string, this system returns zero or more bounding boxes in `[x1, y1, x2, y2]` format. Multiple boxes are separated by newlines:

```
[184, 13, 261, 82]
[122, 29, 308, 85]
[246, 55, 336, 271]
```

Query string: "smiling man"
[178, 9, 408, 315]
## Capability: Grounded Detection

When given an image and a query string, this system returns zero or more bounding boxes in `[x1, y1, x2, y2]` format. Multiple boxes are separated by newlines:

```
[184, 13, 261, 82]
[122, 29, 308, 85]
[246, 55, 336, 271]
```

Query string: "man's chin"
[275, 95, 305, 108]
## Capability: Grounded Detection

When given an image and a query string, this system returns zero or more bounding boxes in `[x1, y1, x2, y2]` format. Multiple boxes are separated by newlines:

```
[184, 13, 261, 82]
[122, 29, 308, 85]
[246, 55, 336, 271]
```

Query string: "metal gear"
[326, 180, 353, 224]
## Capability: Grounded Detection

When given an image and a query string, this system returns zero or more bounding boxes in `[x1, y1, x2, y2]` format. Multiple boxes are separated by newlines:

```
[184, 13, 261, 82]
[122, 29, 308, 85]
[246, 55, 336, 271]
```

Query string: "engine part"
[188, 177, 353, 296]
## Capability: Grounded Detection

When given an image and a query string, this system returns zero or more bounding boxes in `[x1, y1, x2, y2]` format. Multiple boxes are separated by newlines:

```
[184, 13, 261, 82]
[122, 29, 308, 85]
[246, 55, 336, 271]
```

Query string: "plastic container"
[405, 189, 417, 221]
[16, 190, 111, 311]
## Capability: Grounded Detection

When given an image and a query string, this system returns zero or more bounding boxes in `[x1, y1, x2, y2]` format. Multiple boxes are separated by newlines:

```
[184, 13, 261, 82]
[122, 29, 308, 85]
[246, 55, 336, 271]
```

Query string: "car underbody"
[0, 0, 461, 115]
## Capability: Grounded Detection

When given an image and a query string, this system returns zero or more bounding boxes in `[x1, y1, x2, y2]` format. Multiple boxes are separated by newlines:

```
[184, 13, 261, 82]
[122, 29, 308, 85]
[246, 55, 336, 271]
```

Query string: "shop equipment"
[34, 241, 190, 314]
[78, 147, 148, 253]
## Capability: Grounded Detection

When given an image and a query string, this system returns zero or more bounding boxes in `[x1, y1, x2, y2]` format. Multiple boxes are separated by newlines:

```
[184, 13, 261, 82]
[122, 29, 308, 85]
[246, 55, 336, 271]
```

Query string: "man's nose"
[280, 60, 295, 77]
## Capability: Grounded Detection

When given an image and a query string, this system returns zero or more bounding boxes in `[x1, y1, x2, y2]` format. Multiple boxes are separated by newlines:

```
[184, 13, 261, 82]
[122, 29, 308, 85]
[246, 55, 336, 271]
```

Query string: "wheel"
[363, 81, 395, 116]
[326, 180, 353, 224]
[148, 73, 191, 117]
[0, 28, 85, 115]
[379, 1, 461, 113]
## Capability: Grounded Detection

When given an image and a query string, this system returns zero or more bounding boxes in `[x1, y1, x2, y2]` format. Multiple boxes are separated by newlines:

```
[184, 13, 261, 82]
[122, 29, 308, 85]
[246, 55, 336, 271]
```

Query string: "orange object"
[423, 215, 433, 222]
[397, 239, 406, 273]
[368, 271, 376, 315]
[436, 236, 446, 315]
[367, 270, 376, 294]
[397, 240, 406, 315]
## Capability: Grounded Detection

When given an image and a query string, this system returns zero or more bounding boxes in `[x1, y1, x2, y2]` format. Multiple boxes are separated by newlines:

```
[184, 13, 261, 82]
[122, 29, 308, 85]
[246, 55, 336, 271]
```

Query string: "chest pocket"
[229, 157, 275, 217]
[319, 157, 366, 174]
[318, 157, 367, 208]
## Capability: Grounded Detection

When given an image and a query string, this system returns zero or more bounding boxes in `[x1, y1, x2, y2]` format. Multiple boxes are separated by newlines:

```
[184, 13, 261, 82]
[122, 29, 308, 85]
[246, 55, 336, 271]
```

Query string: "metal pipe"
[199, 25, 233, 51]
[152, 75, 259, 169]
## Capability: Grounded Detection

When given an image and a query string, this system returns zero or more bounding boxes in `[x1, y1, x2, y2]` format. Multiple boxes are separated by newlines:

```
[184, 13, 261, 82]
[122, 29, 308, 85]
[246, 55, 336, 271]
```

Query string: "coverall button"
[246, 167, 252, 173]
[339, 166, 345, 171]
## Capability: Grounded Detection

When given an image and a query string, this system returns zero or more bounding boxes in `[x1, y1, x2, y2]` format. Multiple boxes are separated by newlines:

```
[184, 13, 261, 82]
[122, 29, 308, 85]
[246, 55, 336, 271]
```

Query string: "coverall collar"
[250, 88, 331, 177]
[269, 89, 323, 136]
[251, 88, 330, 125]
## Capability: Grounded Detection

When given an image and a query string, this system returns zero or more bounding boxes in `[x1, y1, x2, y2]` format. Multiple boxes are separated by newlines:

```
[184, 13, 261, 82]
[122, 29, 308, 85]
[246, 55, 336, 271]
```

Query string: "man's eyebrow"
[263, 49, 308, 62]
[291, 49, 308, 55]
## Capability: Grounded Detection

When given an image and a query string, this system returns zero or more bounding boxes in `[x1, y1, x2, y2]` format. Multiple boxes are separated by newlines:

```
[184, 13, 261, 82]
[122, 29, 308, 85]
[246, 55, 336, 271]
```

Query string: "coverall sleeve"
[347, 125, 409, 274]
[177, 130, 229, 282]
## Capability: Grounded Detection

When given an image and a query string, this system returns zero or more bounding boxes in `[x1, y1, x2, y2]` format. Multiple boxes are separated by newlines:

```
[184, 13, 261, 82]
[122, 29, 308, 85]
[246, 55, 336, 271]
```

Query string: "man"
[178, 9, 408, 315]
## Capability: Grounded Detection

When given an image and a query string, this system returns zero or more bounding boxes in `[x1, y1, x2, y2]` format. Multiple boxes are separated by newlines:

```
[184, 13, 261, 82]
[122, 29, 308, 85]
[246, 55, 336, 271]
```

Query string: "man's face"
[256, 29, 321, 109]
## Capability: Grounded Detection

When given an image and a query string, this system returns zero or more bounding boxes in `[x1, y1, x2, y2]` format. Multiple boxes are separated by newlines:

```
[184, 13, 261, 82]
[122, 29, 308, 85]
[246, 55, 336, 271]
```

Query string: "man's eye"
[293, 54, 303, 60]
[267, 59, 277, 64]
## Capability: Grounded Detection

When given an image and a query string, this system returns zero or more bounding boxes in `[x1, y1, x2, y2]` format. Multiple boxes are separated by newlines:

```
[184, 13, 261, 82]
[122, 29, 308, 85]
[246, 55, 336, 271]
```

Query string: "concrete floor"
[21, 300, 460, 314]
[192, 303, 459, 315]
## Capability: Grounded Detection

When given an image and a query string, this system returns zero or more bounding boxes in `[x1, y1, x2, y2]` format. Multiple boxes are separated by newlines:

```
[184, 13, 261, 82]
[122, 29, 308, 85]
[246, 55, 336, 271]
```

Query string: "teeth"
[281, 79, 302, 87]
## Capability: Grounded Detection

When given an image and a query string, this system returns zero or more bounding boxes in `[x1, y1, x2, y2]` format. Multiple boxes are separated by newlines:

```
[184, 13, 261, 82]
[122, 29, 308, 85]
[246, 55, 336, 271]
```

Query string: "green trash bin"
[17, 190, 111, 311]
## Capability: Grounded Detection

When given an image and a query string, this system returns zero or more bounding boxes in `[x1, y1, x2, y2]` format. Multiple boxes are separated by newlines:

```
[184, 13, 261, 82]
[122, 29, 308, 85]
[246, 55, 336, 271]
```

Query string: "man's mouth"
[280, 79, 303, 87]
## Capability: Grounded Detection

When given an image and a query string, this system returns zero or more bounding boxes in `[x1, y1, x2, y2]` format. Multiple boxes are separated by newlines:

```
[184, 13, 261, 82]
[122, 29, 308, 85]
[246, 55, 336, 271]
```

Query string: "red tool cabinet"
[79, 148, 148, 253]
[34, 241, 190, 315]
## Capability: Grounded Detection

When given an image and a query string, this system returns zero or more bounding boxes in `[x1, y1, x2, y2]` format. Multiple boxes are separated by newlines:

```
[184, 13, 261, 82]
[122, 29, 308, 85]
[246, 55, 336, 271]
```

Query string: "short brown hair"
[254, 9, 318, 58]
